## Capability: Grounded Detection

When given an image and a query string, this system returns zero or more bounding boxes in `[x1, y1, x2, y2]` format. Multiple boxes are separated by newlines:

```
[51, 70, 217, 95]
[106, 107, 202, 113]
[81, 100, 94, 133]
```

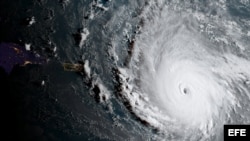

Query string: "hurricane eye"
[183, 88, 188, 94]
[179, 84, 190, 95]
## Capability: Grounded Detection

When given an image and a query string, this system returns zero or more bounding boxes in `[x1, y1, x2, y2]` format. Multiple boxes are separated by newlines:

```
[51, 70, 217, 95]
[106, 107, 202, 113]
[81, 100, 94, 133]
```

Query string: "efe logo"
[228, 129, 246, 136]
[224, 125, 250, 141]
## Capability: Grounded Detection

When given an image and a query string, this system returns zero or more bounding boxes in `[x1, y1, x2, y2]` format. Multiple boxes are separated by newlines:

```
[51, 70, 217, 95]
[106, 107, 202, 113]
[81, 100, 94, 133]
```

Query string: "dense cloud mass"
[111, 0, 250, 140]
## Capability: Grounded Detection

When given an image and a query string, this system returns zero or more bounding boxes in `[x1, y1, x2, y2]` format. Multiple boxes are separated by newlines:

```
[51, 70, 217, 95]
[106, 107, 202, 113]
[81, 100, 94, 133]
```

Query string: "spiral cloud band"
[114, 1, 250, 140]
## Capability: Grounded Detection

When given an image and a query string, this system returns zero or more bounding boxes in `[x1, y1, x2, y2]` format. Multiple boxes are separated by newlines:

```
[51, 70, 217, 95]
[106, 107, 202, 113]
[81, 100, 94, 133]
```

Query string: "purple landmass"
[0, 42, 45, 74]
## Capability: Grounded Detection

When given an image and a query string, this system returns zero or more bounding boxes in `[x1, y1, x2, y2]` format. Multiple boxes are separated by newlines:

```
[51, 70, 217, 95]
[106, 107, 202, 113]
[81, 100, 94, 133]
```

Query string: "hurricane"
[110, 0, 250, 140]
